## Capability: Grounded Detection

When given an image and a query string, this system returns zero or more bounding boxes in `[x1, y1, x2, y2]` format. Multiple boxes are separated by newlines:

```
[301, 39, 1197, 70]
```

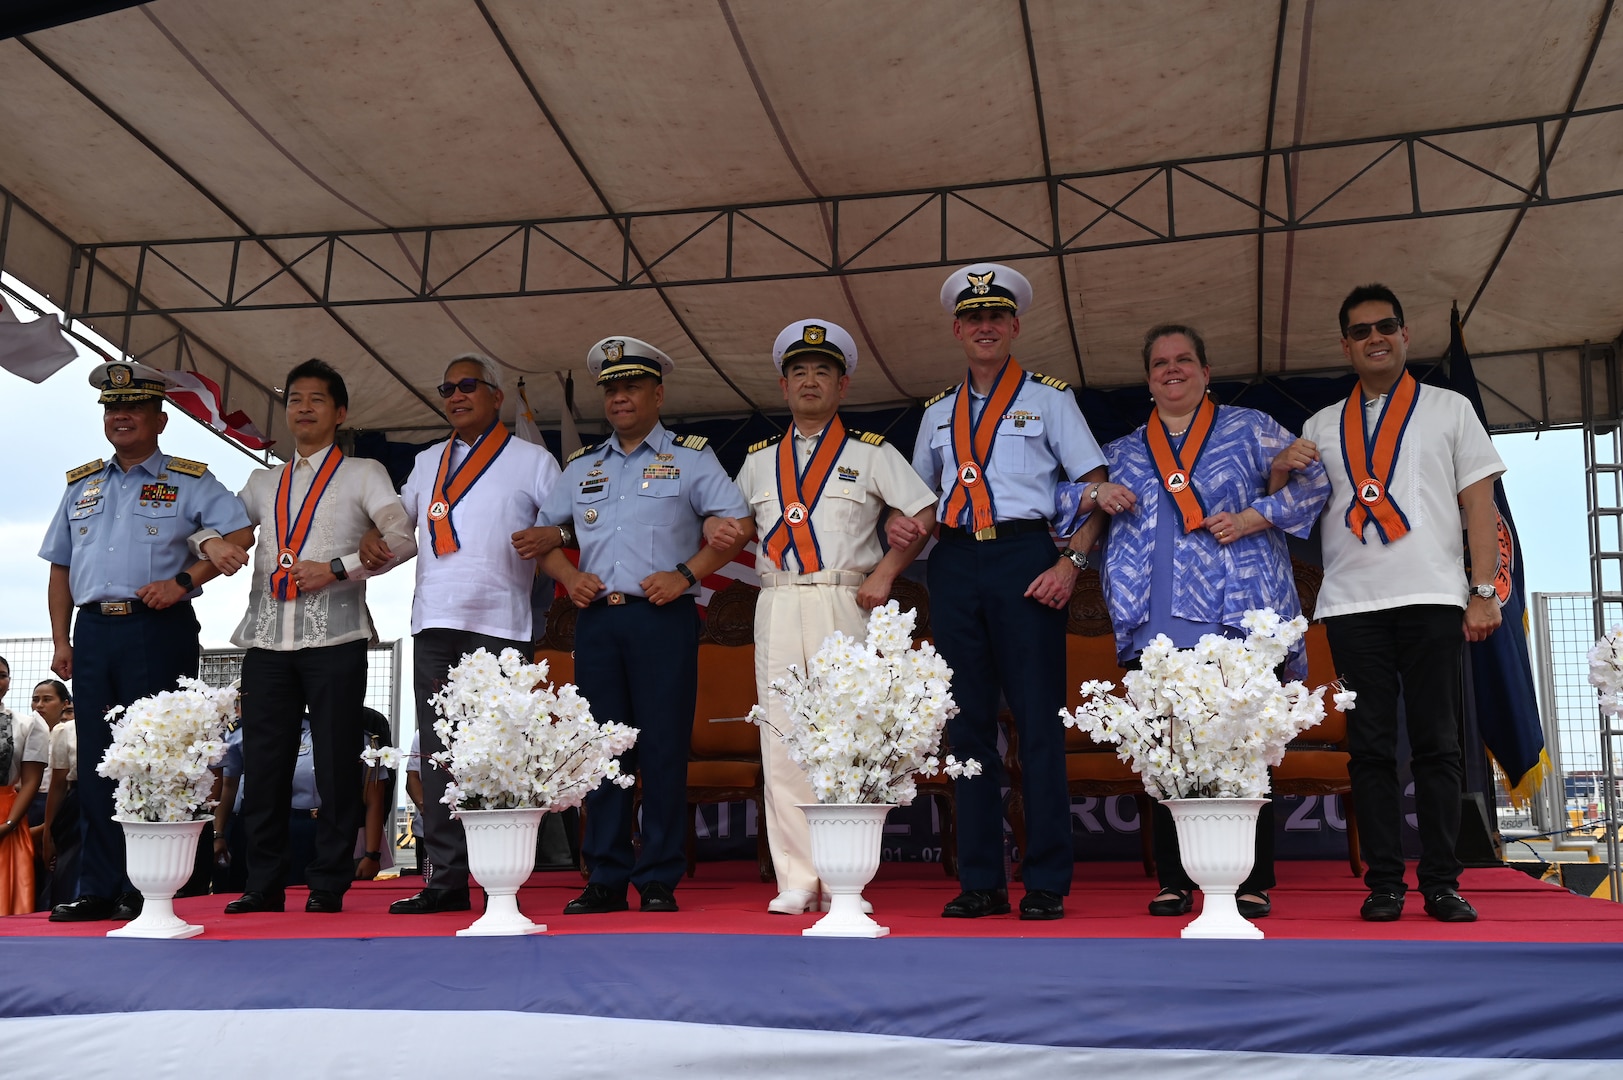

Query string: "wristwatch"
[330, 558, 349, 581]
[1469, 583, 1497, 601]
[675, 562, 698, 586]
[1086, 484, 1102, 505]
[173, 571, 194, 591]
[1061, 548, 1089, 571]
[559, 523, 576, 547]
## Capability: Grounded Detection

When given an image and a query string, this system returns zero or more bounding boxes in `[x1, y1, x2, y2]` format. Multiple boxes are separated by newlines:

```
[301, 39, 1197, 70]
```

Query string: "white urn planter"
[799, 803, 891, 938]
[457, 807, 547, 936]
[1163, 797, 1267, 940]
[107, 818, 207, 940]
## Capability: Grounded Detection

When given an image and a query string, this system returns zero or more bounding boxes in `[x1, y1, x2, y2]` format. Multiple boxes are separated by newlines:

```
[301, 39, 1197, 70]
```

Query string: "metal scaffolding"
[1581, 339, 1623, 900]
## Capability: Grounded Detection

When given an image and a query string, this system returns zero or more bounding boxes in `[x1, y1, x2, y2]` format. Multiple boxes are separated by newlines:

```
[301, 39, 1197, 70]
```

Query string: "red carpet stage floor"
[4, 859, 1620, 942]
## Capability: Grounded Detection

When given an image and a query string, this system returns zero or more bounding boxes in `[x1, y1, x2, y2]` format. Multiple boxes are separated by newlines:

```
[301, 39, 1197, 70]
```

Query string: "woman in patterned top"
[1061, 325, 1329, 922]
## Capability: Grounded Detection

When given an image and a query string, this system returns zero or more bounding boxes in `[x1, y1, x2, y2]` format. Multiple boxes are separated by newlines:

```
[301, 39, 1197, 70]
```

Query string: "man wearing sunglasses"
[1302, 283, 1504, 925]
[383, 352, 563, 915]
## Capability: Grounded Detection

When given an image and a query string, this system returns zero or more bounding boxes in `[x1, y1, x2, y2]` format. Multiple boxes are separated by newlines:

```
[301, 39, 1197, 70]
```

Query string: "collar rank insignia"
[967, 270, 994, 295]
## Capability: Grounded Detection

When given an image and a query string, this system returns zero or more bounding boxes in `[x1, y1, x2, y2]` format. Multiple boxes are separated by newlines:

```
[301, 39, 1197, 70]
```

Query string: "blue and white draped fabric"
[1062, 406, 1329, 678]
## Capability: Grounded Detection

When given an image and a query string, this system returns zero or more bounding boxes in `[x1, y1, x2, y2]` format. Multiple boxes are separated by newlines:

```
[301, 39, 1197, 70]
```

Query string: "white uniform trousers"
[754, 575, 866, 894]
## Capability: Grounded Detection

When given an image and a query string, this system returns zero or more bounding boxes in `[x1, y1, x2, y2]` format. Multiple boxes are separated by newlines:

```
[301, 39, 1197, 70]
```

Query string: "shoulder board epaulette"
[923, 385, 956, 408]
[166, 456, 208, 477]
[672, 433, 709, 451]
[853, 430, 886, 446]
[747, 434, 785, 455]
[66, 459, 104, 484]
[565, 445, 592, 464]
[1028, 372, 1071, 392]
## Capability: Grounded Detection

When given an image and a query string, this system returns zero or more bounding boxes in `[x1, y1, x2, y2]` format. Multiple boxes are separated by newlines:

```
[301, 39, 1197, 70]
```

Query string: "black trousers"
[413, 627, 530, 892]
[1324, 605, 1465, 895]
[928, 530, 1073, 895]
[71, 603, 200, 898]
[240, 640, 368, 895]
[574, 597, 699, 893]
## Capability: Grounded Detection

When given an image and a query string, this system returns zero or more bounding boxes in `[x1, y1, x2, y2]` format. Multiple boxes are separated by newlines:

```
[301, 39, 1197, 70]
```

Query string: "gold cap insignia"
[603, 339, 625, 363]
[108, 364, 132, 388]
[802, 324, 826, 346]
[967, 270, 994, 296]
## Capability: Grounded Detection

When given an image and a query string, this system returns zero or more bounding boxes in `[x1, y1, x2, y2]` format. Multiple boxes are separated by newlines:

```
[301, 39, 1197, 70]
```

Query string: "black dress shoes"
[563, 883, 629, 915]
[1360, 890, 1405, 922]
[1148, 888, 1194, 916]
[1019, 889, 1065, 921]
[305, 890, 344, 914]
[1422, 889, 1478, 923]
[638, 882, 679, 913]
[112, 891, 144, 920]
[50, 894, 116, 922]
[224, 891, 286, 914]
[389, 887, 471, 914]
[941, 888, 1011, 918]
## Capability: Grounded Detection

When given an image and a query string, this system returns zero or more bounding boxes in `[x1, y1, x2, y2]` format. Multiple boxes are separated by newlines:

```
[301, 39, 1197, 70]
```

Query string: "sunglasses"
[1345, 318, 1403, 341]
[436, 377, 496, 398]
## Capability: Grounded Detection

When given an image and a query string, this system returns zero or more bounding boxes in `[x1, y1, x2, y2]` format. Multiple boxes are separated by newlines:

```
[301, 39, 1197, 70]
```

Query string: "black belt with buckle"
[591, 591, 649, 608]
[80, 599, 152, 616]
[940, 519, 1051, 542]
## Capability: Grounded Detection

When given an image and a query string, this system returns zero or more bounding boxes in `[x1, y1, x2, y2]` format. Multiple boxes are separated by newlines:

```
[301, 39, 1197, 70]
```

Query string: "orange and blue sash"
[942, 359, 1025, 532]
[428, 421, 511, 557]
[761, 416, 848, 572]
[1340, 371, 1419, 544]
[1144, 395, 1218, 533]
[270, 447, 344, 601]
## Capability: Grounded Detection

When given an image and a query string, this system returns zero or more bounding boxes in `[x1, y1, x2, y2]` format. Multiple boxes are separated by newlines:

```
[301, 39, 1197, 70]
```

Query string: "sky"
[0, 273, 1596, 711]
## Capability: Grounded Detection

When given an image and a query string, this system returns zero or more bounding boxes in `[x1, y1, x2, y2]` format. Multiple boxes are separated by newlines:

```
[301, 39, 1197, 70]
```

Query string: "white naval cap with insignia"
[940, 262, 1033, 316]
[772, 319, 858, 377]
[586, 336, 675, 384]
[89, 359, 171, 404]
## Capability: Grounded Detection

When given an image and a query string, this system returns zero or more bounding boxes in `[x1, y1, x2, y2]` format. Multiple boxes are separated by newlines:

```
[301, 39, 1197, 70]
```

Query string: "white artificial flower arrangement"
[750, 600, 978, 805]
[417, 647, 637, 813]
[97, 677, 236, 822]
[1587, 627, 1623, 719]
[1062, 609, 1356, 800]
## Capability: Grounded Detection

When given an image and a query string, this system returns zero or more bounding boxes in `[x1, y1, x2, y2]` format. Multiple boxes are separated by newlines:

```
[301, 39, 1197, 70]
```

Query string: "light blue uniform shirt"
[39, 450, 250, 604]
[912, 370, 1106, 527]
[539, 423, 748, 598]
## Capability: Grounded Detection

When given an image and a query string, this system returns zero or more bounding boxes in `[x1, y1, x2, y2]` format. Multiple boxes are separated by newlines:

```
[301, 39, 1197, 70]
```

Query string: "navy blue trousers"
[70, 603, 201, 899]
[928, 530, 1073, 894]
[574, 597, 698, 894]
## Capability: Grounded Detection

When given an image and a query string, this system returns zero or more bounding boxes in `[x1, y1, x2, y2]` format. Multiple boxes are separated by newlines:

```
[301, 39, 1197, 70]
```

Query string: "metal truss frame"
[52, 101, 1623, 320]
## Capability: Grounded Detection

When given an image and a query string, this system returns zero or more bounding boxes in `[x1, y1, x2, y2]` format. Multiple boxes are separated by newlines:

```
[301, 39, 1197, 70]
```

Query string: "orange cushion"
[1271, 749, 1351, 789]
[1301, 626, 1347, 745]
[686, 760, 762, 787]
[692, 643, 760, 756]
[534, 648, 576, 688]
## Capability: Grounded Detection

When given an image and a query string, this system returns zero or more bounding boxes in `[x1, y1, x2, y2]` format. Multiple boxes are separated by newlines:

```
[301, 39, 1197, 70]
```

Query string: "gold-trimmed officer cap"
[940, 262, 1033, 316]
[772, 319, 859, 377]
[586, 336, 675, 384]
[90, 360, 170, 405]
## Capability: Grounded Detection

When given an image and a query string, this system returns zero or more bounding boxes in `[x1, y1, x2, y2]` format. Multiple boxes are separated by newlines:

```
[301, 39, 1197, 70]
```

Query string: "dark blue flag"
[1447, 304, 1549, 802]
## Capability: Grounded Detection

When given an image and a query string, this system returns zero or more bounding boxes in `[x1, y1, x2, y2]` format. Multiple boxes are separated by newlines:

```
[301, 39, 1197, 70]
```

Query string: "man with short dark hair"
[386, 352, 563, 915]
[197, 357, 416, 915]
[1303, 283, 1504, 923]
[41, 361, 250, 922]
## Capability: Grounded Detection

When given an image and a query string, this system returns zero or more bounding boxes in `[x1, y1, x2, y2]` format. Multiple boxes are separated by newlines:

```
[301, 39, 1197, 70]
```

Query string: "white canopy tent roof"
[3, 0, 1622, 454]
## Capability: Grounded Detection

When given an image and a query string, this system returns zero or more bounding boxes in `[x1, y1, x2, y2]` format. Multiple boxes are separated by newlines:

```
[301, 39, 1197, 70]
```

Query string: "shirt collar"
[294, 443, 336, 470]
[605, 421, 668, 459]
[114, 450, 167, 477]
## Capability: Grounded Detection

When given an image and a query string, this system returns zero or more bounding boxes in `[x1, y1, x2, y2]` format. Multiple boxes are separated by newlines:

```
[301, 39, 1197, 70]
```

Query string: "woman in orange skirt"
[0, 655, 50, 914]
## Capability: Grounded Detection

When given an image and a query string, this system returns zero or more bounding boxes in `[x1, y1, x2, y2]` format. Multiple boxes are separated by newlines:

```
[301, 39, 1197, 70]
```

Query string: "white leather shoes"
[767, 889, 817, 914]
[821, 892, 874, 914]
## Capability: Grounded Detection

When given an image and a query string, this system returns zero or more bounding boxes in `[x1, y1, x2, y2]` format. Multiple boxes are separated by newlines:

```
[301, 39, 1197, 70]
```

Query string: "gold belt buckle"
[607, 591, 626, 606]
[101, 601, 132, 616]
[972, 525, 998, 541]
